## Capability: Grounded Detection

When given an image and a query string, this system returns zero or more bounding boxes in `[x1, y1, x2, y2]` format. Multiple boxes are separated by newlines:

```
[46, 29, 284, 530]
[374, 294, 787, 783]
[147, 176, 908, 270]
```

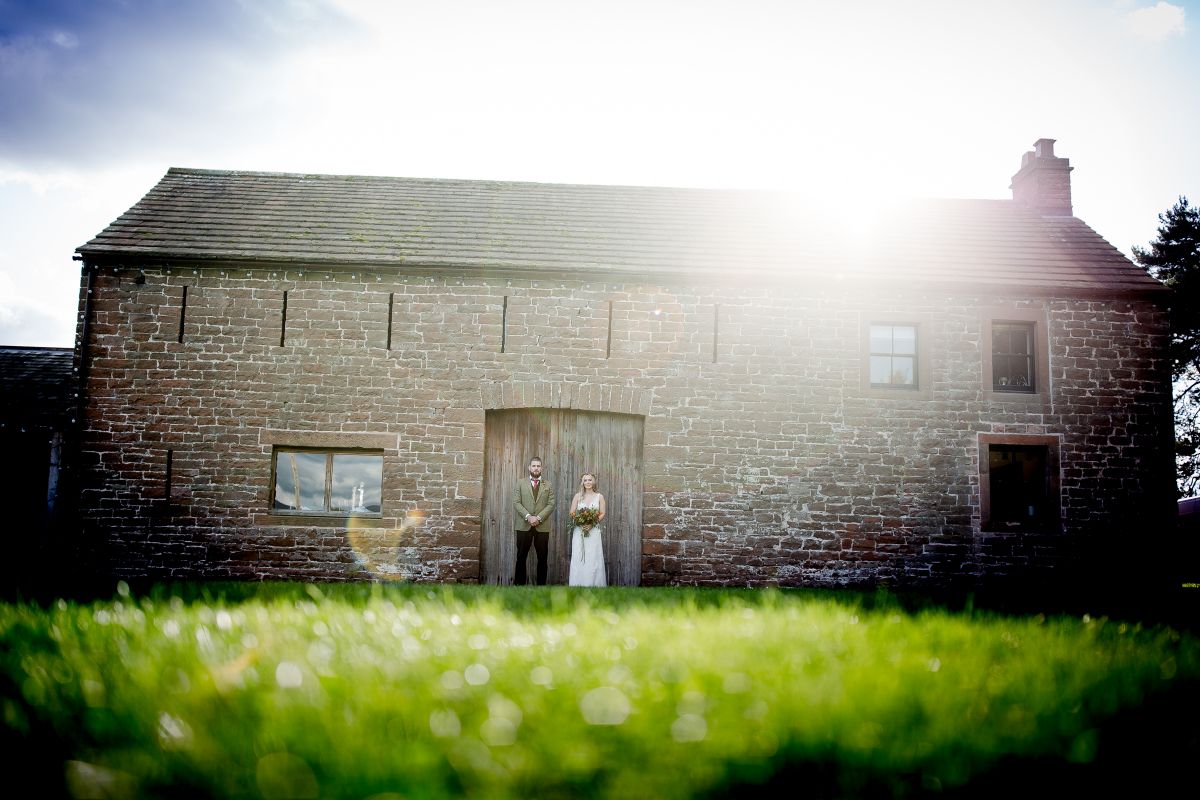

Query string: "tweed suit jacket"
[514, 479, 555, 533]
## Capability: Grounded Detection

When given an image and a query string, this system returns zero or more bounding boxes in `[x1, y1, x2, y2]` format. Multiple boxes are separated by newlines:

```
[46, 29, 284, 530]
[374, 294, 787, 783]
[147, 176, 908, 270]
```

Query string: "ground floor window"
[272, 448, 383, 515]
[979, 434, 1060, 532]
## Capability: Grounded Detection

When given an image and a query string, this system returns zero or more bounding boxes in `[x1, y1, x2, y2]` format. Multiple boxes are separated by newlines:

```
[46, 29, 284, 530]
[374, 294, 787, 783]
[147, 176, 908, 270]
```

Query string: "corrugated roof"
[0, 347, 74, 431]
[77, 167, 1165, 295]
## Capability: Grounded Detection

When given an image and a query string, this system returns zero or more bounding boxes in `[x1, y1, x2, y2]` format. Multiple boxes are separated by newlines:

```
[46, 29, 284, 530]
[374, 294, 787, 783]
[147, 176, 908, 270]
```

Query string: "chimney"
[1010, 138, 1073, 216]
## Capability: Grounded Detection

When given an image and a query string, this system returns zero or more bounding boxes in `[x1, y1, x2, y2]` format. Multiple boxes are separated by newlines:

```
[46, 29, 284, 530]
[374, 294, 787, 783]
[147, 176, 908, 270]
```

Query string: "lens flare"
[346, 509, 428, 581]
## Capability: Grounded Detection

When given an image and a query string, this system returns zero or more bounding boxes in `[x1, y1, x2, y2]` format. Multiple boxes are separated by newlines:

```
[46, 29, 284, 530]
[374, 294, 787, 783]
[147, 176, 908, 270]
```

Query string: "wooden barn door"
[482, 409, 643, 586]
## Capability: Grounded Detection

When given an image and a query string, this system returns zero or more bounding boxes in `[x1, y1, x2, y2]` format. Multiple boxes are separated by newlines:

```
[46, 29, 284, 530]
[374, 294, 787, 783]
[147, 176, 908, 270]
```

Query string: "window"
[979, 435, 1060, 532]
[982, 311, 1048, 402]
[991, 322, 1035, 392]
[272, 449, 383, 515]
[869, 324, 918, 389]
[860, 314, 932, 399]
[988, 446, 1048, 528]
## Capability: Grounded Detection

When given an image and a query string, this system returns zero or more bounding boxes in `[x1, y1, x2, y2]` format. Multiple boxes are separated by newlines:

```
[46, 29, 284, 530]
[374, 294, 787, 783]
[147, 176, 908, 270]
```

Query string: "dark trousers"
[515, 529, 549, 585]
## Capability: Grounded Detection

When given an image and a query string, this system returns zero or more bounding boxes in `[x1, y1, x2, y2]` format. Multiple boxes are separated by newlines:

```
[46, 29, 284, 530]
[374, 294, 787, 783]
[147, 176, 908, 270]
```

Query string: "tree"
[1132, 196, 1200, 497]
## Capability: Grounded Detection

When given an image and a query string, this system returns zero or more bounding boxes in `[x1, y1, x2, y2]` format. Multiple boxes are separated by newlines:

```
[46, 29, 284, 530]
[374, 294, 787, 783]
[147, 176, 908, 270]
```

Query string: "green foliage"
[1134, 196, 1200, 496]
[2, 583, 1197, 799]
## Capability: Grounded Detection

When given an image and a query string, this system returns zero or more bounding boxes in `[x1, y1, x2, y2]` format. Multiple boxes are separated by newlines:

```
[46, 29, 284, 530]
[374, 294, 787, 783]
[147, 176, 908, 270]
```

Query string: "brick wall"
[73, 265, 1175, 588]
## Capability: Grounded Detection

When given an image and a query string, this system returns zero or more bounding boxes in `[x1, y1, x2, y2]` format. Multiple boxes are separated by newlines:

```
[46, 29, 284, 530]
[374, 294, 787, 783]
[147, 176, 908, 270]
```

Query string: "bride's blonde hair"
[578, 473, 599, 493]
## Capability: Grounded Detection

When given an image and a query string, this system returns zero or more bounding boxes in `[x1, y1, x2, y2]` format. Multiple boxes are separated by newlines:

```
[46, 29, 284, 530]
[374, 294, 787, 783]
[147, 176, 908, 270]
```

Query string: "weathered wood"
[482, 408, 644, 585]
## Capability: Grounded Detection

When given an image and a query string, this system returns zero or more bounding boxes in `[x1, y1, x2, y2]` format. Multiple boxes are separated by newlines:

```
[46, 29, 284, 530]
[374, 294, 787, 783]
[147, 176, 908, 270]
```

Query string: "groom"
[513, 457, 555, 585]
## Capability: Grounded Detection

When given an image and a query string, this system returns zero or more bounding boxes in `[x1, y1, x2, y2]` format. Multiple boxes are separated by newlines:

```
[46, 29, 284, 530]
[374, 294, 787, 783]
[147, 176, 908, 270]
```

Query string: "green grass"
[3, 583, 1197, 799]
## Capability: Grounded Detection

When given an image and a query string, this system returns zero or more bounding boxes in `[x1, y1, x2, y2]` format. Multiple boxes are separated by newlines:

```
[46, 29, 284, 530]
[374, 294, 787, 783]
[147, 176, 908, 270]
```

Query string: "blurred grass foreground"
[3, 583, 1198, 799]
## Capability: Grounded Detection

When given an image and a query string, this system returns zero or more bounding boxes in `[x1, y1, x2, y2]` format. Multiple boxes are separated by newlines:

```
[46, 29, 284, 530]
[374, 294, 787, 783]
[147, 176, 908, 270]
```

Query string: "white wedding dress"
[568, 496, 607, 587]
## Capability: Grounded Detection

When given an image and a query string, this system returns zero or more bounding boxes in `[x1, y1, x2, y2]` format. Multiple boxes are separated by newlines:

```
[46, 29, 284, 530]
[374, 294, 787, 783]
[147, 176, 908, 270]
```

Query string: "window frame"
[869, 323, 919, 389]
[982, 310, 1050, 404]
[860, 313, 933, 400]
[978, 433, 1061, 533]
[269, 446, 385, 518]
[990, 321, 1036, 393]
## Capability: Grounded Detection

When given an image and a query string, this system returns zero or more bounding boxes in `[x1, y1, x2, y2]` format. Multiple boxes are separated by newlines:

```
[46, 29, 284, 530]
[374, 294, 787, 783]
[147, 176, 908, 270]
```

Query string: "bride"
[568, 473, 607, 587]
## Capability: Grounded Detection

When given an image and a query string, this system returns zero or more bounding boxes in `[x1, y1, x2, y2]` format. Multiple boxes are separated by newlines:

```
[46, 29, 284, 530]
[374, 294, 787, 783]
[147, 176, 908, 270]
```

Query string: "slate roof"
[0, 347, 74, 432]
[77, 167, 1165, 296]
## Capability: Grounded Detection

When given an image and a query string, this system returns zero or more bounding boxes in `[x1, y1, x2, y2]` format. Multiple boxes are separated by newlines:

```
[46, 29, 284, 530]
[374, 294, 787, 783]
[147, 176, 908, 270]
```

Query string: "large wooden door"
[482, 409, 644, 585]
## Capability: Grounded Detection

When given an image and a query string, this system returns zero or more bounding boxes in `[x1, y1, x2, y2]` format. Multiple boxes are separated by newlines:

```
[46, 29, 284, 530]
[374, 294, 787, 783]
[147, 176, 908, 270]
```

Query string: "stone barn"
[68, 139, 1175, 589]
[1, 346, 74, 591]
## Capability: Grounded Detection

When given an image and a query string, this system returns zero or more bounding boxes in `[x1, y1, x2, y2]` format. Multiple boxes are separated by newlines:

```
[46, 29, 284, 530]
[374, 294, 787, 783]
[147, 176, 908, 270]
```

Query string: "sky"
[1, 0, 1197, 347]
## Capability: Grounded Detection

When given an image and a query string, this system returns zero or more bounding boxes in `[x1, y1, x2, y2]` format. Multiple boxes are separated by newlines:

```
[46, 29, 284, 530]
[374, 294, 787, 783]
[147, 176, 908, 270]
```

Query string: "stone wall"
[73, 264, 1176, 588]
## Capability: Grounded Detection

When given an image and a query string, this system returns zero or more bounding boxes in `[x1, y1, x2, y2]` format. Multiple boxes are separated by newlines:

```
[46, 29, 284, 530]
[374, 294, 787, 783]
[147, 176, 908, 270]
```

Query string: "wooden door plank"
[549, 408, 571, 583]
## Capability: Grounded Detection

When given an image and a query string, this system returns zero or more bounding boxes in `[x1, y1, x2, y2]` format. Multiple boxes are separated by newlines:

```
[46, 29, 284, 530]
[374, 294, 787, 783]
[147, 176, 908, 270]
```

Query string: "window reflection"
[273, 449, 383, 514]
[869, 324, 918, 388]
[331, 454, 383, 513]
[274, 452, 326, 511]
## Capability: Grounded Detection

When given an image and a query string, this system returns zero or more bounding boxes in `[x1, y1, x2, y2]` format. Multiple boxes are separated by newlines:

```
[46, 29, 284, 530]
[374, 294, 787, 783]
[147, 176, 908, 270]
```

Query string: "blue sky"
[2, 0, 1198, 346]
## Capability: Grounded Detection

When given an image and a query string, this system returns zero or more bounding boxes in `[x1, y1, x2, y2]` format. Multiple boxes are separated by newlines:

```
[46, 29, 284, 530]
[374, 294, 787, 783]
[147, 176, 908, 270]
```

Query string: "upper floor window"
[272, 448, 383, 515]
[991, 322, 1035, 393]
[982, 310, 1049, 402]
[869, 324, 918, 389]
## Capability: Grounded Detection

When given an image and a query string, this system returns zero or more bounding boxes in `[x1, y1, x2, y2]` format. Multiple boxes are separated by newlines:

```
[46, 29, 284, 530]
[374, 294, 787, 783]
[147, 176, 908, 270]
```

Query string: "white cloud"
[50, 30, 78, 49]
[0, 288, 75, 348]
[0, 167, 86, 195]
[1126, 2, 1186, 41]
[0, 164, 165, 347]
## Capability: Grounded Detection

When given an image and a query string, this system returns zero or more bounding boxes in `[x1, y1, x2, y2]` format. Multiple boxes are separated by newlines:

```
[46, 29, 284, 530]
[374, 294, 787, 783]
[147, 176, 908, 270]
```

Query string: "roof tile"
[77, 168, 1165, 294]
[0, 347, 74, 431]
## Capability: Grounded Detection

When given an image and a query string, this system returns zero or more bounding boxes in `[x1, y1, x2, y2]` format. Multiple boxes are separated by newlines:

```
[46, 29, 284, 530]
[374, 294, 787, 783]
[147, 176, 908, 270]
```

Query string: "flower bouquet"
[570, 506, 601, 536]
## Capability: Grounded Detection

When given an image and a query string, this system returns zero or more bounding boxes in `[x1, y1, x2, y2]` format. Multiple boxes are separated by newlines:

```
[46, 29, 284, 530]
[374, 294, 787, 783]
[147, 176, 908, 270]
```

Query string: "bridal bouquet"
[570, 507, 601, 536]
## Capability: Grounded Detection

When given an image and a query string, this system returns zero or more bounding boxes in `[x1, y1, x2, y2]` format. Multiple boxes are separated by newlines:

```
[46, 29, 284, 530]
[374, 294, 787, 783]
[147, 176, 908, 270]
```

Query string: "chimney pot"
[1034, 138, 1056, 158]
